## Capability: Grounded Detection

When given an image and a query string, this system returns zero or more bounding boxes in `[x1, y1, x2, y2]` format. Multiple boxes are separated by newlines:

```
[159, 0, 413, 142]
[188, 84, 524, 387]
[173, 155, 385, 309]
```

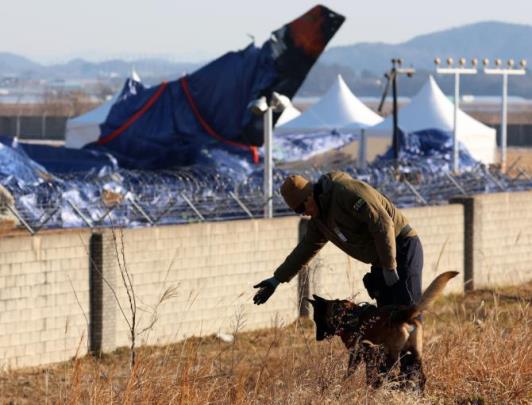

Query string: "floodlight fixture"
[483, 58, 489, 66]
[495, 58, 502, 66]
[471, 58, 478, 67]
[270, 92, 290, 113]
[507, 59, 515, 67]
[434, 57, 441, 66]
[447, 57, 454, 66]
[520, 59, 527, 68]
[459, 57, 466, 66]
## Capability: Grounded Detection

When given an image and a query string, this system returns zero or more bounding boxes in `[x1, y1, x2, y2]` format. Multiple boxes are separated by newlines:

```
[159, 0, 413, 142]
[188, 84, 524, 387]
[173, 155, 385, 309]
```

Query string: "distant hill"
[321, 21, 532, 72]
[0, 52, 44, 76]
[0, 53, 200, 80]
[2, 21, 532, 97]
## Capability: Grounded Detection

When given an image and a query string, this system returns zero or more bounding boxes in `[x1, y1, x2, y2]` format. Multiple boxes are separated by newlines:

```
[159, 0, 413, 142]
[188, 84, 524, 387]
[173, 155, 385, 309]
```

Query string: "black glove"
[253, 276, 280, 305]
[362, 272, 380, 300]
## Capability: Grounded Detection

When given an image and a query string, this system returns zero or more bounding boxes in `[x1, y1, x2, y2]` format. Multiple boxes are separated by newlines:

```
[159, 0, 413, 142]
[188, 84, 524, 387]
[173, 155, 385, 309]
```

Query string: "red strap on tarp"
[98, 81, 169, 145]
[180, 76, 259, 164]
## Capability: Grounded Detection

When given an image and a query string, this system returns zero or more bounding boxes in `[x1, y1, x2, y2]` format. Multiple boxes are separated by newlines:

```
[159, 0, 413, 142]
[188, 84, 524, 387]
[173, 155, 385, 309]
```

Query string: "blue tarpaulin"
[378, 128, 478, 170]
[0, 136, 118, 174]
[85, 5, 345, 169]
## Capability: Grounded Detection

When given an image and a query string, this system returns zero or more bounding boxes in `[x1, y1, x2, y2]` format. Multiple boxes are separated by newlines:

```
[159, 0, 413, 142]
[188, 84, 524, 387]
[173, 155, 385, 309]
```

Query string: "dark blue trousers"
[369, 235, 423, 306]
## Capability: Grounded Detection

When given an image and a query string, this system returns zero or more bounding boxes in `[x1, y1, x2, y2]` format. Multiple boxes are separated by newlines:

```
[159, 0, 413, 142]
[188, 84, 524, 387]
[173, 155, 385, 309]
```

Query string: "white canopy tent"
[65, 70, 141, 149]
[276, 74, 382, 133]
[359, 76, 497, 164]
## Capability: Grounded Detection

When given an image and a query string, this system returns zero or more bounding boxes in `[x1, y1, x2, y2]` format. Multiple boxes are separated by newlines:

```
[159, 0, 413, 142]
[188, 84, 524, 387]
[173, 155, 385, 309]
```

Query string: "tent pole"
[453, 72, 460, 174]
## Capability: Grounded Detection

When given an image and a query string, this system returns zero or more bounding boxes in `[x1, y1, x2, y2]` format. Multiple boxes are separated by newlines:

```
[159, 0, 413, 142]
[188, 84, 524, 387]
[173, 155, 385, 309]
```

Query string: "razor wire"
[2, 158, 532, 234]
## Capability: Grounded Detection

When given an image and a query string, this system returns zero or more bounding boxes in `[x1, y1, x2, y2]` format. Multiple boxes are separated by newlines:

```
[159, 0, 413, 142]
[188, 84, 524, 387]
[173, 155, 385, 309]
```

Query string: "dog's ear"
[312, 294, 326, 302]
[304, 297, 315, 305]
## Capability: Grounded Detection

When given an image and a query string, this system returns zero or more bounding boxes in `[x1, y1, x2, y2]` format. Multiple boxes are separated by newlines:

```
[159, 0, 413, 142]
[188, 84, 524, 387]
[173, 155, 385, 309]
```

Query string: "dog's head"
[306, 294, 357, 341]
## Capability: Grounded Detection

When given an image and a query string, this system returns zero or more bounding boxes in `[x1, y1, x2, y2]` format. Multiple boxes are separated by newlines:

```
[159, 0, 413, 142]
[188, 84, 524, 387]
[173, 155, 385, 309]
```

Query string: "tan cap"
[280, 175, 312, 210]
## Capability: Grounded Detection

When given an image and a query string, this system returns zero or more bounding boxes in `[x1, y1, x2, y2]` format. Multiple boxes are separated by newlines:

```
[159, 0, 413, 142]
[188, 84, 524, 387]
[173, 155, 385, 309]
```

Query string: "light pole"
[435, 57, 478, 174]
[249, 92, 288, 218]
[483, 58, 527, 172]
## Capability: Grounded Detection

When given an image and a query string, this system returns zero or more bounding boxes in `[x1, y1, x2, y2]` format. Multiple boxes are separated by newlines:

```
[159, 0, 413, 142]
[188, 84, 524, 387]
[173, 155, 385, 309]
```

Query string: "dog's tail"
[417, 271, 459, 312]
[397, 271, 459, 322]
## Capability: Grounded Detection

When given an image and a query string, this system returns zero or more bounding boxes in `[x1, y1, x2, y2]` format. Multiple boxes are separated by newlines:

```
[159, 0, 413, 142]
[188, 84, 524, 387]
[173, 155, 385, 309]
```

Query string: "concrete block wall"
[464, 191, 532, 288]
[99, 218, 301, 350]
[306, 204, 465, 301]
[0, 192, 531, 369]
[0, 229, 91, 368]
[406, 205, 464, 293]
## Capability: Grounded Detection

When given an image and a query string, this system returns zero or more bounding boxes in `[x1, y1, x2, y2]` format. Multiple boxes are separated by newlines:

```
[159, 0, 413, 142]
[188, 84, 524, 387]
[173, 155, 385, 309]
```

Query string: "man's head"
[280, 175, 319, 217]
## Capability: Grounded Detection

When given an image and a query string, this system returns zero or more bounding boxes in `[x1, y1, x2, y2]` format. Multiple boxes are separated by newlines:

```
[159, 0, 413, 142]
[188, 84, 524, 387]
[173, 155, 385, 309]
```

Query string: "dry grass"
[1, 283, 530, 405]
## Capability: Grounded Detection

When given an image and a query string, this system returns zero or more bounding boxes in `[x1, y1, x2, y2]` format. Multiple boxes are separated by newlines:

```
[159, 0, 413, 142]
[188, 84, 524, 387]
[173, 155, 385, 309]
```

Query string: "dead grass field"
[0, 282, 530, 404]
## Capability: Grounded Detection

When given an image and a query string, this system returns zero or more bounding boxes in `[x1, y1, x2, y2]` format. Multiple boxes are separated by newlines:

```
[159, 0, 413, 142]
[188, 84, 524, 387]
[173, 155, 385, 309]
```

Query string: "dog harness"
[333, 302, 375, 339]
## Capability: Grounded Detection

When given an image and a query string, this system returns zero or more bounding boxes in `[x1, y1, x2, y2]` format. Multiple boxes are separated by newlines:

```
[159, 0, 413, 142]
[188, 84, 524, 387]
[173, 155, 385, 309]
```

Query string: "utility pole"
[435, 57, 478, 174]
[483, 58, 527, 172]
[378, 58, 415, 161]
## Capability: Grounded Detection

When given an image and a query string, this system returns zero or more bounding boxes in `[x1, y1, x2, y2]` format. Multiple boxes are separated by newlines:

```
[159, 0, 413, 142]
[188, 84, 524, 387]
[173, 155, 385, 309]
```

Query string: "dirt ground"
[0, 282, 530, 404]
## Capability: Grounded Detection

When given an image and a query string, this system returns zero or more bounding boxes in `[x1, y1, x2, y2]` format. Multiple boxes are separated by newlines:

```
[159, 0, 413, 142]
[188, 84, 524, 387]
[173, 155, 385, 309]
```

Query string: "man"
[253, 171, 424, 382]
[253, 170, 423, 307]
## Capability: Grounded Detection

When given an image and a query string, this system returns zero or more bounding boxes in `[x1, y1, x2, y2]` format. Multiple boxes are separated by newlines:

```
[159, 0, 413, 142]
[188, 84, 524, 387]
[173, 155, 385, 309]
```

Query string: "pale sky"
[3, 0, 532, 63]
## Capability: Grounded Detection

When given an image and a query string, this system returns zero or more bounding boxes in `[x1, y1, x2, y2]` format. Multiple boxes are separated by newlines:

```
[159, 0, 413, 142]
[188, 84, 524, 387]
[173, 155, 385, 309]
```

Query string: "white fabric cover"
[362, 76, 496, 164]
[276, 74, 383, 132]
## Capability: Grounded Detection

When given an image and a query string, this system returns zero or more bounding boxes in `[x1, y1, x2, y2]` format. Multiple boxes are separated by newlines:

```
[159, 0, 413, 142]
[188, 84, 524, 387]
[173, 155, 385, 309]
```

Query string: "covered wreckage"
[70, 5, 346, 170]
[0, 5, 350, 231]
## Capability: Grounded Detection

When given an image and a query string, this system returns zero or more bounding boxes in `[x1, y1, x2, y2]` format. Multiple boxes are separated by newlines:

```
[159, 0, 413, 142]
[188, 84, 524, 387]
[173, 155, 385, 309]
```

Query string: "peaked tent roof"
[362, 76, 496, 163]
[65, 71, 142, 149]
[276, 75, 383, 132]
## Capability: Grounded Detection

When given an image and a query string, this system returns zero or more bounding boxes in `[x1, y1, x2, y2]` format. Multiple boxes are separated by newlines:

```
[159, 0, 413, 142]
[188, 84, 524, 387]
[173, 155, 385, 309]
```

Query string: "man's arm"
[273, 220, 328, 282]
[254, 220, 327, 305]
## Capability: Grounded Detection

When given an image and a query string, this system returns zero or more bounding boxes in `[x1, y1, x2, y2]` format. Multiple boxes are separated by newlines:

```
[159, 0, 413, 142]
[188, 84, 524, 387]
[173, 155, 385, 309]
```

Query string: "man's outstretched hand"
[253, 276, 280, 305]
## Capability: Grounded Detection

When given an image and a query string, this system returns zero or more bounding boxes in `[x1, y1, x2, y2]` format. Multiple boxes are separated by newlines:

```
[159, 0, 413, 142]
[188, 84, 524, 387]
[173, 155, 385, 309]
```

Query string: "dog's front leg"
[361, 342, 386, 388]
[346, 348, 363, 378]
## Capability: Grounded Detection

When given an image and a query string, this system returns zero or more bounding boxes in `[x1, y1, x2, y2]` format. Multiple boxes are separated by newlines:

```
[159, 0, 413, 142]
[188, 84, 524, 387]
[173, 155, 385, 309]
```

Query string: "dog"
[306, 271, 458, 391]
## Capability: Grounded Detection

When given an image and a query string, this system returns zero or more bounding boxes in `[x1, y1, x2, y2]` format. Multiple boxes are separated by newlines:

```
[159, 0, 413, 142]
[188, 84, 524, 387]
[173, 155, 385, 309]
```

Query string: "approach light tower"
[434, 57, 478, 174]
[248, 92, 289, 218]
[483, 58, 527, 172]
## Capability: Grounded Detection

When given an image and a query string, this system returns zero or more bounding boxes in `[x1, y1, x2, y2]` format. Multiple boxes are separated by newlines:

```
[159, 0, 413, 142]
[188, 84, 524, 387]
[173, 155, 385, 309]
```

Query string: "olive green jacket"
[274, 171, 416, 283]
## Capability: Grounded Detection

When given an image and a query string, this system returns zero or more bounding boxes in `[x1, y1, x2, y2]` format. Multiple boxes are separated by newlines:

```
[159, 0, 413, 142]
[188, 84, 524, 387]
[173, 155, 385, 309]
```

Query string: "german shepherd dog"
[307, 271, 458, 391]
